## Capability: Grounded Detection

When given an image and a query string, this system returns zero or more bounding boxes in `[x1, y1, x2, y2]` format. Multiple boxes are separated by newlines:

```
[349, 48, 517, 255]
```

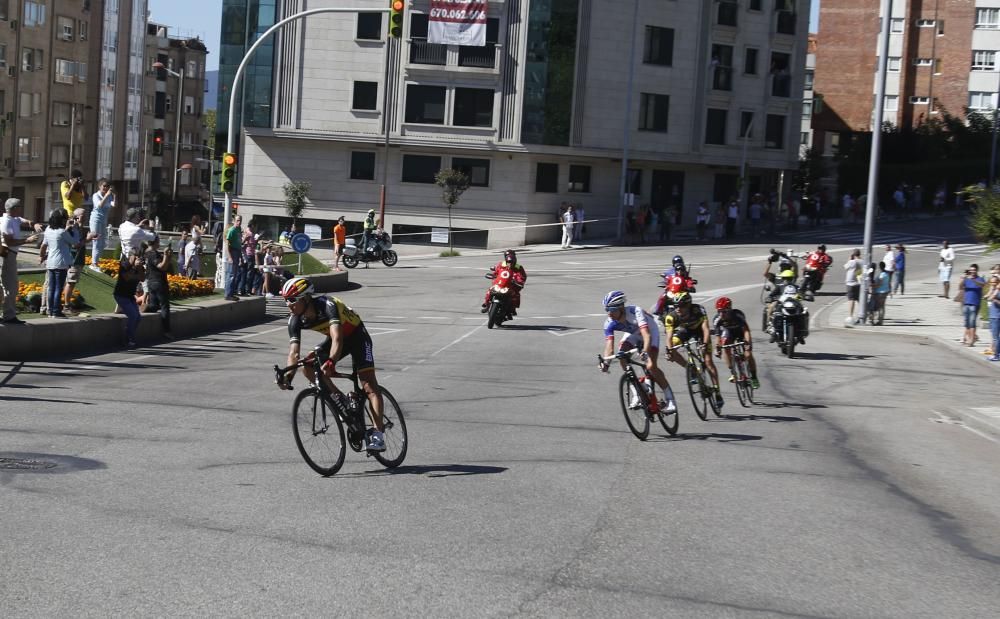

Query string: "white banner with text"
[428, 0, 488, 46]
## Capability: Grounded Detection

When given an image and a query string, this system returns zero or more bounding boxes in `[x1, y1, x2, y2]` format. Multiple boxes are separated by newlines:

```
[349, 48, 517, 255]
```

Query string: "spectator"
[694, 202, 709, 241]
[189, 215, 206, 237]
[893, 185, 905, 214]
[842, 193, 855, 224]
[561, 204, 575, 249]
[119, 208, 156, 258]
[60, 170, 86, 219]
[933, 185, 946, 215]
[185, 230, 202, 279]
[0, 199, 43, 324]
[714, 203, 726, 239]
[239, 221, 257, 296]
[892, 244, 906, 295]
[41, 209, 77, 318]
[89, 179, 115, 270]
[726, 199, 739, 238]
[261, 244, 280, 297]
[624, 209, 637, 245]
[114, 249, 146, 347]
[176, 230, 190, 277]
[332, 216, 346, 272]
[574, 203, 585, 242]
[144, 236, 173, 339]
[986, 275, 1000, 362]
[961, 264, 986, 347]
[881, 244, 895, 294]
[844, 248, 863, 322]
[748, 195, 763, 239]
[870, 261, 891, 325]
[939, 240, 955, 298]
[635, 205, 647, 244]
[224, 214, 243, 301]
[63, 208, 93, 316]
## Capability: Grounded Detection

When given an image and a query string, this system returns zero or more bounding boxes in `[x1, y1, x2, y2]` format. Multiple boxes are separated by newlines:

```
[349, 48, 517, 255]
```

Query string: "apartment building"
[225, 0, 809, 248]
[814, 0, 999, 154]
[140, 21, 209, 218]
[0, 0, 100, 222]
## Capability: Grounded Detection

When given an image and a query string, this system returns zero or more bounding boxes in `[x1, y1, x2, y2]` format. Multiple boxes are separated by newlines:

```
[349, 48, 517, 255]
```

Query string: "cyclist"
[712, 297, 760, 389]
[276, 277, 385, 452]
[664, 292, 724, 410]
[481, 249, 526, 317]
[598, 290, 677, 413]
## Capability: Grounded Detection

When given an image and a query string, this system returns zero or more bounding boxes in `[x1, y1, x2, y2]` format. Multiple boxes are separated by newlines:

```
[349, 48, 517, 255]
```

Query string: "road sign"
[291, 233, 312, 254]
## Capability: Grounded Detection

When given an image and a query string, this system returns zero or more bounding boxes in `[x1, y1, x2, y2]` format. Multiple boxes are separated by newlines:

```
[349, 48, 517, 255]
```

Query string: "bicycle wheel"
[733, 357, 750, 408]
[687, 361, 709, 421]
[658, 388, 679, 436]
[703, 363, 722, 417]
[618, 374, 650, 440]
[292, 389, 346, 476]
[370, 386, 408, 468]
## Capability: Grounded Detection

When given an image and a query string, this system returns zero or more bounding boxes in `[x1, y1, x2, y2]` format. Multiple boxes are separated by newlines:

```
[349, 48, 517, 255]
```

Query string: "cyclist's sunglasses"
[285, 295, 306, 306]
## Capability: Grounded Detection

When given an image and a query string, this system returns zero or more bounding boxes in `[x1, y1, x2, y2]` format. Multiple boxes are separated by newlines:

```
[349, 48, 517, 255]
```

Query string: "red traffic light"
[153, 135, 162, 143]
[392, 0, 403, 9]
[222, 153, 237, 166]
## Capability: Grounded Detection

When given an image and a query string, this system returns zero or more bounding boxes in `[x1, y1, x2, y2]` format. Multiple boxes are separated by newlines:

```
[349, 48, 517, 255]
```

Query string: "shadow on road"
[498, 324, 575, 332]
[753, 401, 828, 410]
[343, 463, 509, 478]
[720, 413, 805, 422]
[790, 352, 875, 361]
[656, 432, 762, 443]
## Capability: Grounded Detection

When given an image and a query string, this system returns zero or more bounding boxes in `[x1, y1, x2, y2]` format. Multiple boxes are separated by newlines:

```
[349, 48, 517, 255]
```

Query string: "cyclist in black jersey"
[275, 277, 385, 451]
[663, 292, 724, 410]
[712, 296, 760, 389]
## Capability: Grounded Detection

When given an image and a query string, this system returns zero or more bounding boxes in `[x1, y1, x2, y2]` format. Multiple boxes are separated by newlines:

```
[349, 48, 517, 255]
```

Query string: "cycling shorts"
[671, 329, 712, 353]
[313, 328, 376, 374]
[717, 326, 747, 346]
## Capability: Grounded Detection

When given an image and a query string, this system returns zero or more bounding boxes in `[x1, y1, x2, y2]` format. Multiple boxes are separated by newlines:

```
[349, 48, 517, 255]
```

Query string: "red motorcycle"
[485, 267, 524, 329]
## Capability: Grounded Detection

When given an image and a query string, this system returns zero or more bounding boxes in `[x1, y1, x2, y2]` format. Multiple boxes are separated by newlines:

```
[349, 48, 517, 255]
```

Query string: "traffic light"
[389, 0, 404, 39]
[152, 130, 164, 156]
[220, 152, 237, 193]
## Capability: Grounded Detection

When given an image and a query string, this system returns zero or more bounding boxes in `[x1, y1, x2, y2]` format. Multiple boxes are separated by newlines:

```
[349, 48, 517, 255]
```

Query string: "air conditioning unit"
[61, 33, 73, 42]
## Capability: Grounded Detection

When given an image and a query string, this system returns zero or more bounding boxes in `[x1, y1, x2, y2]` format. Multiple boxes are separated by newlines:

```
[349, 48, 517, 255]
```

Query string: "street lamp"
[152, 62, 185, 204]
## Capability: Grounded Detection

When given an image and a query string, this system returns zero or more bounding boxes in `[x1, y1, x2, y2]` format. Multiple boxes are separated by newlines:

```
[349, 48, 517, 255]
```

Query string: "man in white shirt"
[939, 239, 956, 298]
[843, 248, 863, 322]
[561, 205, 575, 249]
[881, 244, 895, 289]
[118, 207, 156, 258]
[0, 199, 44, 324]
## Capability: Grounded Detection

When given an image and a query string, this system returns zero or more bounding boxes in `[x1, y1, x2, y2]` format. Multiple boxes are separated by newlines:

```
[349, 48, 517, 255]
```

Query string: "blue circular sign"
[290, 233, 312, 254]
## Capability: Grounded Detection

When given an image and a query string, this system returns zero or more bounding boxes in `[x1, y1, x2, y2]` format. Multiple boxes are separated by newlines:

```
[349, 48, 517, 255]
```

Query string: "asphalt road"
[2, 219, 999, 617]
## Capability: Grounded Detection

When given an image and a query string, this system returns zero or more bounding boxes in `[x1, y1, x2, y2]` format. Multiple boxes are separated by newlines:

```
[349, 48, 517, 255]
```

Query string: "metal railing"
[410, 40, 447, 65]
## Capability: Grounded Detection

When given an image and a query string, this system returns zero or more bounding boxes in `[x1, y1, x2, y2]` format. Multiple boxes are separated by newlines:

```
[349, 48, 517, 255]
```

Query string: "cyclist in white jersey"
[598, 290, 676, 412]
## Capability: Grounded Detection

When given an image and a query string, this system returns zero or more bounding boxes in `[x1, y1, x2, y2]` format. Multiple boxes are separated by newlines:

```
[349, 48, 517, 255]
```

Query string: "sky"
[148, 0, 223, 71]
[147, 0, 823, 73]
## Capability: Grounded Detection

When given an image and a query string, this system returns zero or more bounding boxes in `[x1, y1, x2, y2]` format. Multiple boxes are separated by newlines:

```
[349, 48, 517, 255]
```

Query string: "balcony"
[712, 67, 733, 91]
[458, 44, 497, 69]
[410, 40, 447, 66]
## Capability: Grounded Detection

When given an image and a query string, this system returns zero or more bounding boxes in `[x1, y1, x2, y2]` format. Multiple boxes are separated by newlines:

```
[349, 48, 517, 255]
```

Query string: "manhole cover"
[0, 457, 58, 470]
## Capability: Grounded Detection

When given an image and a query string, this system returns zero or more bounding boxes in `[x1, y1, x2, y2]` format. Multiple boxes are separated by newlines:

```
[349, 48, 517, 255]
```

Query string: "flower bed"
[87, 257, 215, 300]
[16, 281, 83, 312]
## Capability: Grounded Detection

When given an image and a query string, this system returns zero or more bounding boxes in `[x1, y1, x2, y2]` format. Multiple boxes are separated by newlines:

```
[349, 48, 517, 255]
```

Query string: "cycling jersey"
[713, 309, 749, 343]
[664, 304, 708, 332]
[288, 295, 364, 344]
[604, 305, 660, 351]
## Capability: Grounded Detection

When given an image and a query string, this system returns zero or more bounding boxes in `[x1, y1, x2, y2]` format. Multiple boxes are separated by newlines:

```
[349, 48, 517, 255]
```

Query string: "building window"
[749, 0, 762, 10]
[775, 0, 796, 35]
[739, 111, 754, 138]
[800, 132, 809, 146]
[972, 51, 996, 71]
[453, 88, 494, 127]
[890, 18, 904, 33]
[410, 14, 447, 66]
[350, 151, 376, 180]
[745, 47, 759, 75]
[76, 61, 86, 82]
[568, 165, 591, 193]
[452, 157, 490, 187]
[969, 91, 995, 110]
[401, 154, 441, 183]
[50, 144, 68, 168]
[913, 57, 933, 66]
[357, 13, 382, 40]
[79, 20, 88, 41]
[52, 101, 71, 125]
[17, 137, 30, 161]
[638, 93, 669, 132]
[0, 44, 5, 69]
[884, 95, 899, 111]
[21, 48, 42, 72]
[184, 96, 195, 114]
[458, 18, 499, 68]
[165, 95, 172, 112]
[643, 26, 674, 66]
[405, 85, 446, 124]
[535, 163, 558, 193]
[711, 44, 733, 91]
[24, 1, 46, 27]
[888, 57, 901, 72]
[909, 96, 929, 104]
[765, 114, 785, 149]
[803, 68, 814, 90]
[353, 81, 378, 111]
[916, 19, 935, 28]
[705, 108, 727, 145]
[57, 15, 74, 41]
[977, 8, 1000, 29]
[19, 92, 31, 117]
[802, 100, 812, 118]
[770, 52, 791, 97]
[718, 0, 738, 27]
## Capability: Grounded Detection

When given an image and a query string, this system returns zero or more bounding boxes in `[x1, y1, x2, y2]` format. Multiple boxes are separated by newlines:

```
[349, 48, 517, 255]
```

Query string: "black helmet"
[503, 249, 517, 263]
[818, 244, 827, 252]
[672, 255, 685, 267]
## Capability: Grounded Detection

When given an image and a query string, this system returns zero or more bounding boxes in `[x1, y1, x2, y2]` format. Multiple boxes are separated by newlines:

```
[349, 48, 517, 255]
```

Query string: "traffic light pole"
[379, 36, 396, 229]
[223, 6, 391, 256]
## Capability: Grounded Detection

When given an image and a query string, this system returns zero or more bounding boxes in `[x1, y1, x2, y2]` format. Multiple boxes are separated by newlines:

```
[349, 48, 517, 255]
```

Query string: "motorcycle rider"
[764, 248, 799, 282]
[802, 244, 833, 297]
[764, 269, 798, 339]
[665, 292, 723, 410]
[481, 249, 526, 317]
[652, 255, 697, 321]
[361, 209, 377, 254]
[598, 290, 677, 414]
[712, 297, 760, 390]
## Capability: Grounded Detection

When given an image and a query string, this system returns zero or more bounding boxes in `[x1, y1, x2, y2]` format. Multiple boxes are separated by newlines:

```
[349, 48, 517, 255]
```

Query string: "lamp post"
[615, 0, 640, 242]
[153, 62, 185, 204]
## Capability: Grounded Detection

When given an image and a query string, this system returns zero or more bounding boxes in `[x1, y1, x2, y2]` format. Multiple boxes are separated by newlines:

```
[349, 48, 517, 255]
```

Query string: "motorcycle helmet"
[779, 269, 797, 284]
[367, 209, 376, 216]
[603, 290, 627, 311]
[672, 255, 685, 268]
[817, 244, 827, 252]
[503, 249, 517, 263]
[281, 277, 314, 302]
[674, 292, 692, 306]
[715, 296, 732, 311]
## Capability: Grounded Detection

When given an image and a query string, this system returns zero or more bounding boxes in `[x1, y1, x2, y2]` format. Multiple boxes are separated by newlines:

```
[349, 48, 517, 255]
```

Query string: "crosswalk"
[771, 229, 992, 255]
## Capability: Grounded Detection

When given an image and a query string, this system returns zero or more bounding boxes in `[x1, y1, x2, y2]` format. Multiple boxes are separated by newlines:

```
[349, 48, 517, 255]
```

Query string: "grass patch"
[439, 249, 462, 257]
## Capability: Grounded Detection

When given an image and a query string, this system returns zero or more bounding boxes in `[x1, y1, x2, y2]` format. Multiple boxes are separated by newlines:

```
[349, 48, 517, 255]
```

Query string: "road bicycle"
[598, 349, 678, 440]
[719, 342, 754, 408]
[669, 339, 721, 420]
[274, 355, 407, 476]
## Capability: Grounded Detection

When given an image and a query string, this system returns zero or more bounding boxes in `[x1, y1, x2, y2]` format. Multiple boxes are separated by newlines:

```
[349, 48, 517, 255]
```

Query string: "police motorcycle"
[762, 270, 810, 358]
[342, 230, 398, 268]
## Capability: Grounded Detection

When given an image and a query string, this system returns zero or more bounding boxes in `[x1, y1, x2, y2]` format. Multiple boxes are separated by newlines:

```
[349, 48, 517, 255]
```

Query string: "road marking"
[930, 410, 1000, 445]
[374, 315, 406, 319]
[547, 328, 587, 337]
[430, 325, 483, 357]
[969, 407, 1000, 432]
[417, 316, 450, 320]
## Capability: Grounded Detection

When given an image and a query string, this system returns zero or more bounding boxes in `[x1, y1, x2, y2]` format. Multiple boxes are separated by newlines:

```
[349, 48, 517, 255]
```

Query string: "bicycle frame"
[274, 356, 367, 433]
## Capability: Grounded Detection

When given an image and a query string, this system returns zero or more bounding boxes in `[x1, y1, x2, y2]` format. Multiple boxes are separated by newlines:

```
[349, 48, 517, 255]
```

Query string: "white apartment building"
[234, 0, 809, 248]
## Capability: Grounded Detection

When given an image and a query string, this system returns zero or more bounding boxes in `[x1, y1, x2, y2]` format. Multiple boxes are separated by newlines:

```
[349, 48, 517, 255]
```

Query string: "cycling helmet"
[281, 277, 314, 301]
[674, 291, 692, 306]
[503, 249, 517, 263]
[603, 290, 627, 311]
[715, 296, 732, 311]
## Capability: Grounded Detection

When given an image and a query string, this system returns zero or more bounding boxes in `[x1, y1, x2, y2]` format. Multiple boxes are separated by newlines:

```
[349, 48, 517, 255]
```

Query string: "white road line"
[374, 315, 406, 319]
[417, 316, 450, 320]
[930, 410, 1000, 445]
[430, 325, 483, 357]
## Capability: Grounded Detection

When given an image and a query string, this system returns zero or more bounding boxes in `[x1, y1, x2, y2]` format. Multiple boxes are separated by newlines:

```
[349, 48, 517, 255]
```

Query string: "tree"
[434, 168, 470, 255]
[282, 180, 311, 229]
[965, 185, 1000, 250]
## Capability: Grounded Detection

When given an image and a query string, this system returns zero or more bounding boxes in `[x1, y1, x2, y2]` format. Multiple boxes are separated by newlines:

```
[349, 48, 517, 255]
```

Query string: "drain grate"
[0, 457, 58, 471]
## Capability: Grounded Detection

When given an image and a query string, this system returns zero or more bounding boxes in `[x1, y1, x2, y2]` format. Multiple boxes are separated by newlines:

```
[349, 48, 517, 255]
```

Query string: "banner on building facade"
[428, 0, 488, 46]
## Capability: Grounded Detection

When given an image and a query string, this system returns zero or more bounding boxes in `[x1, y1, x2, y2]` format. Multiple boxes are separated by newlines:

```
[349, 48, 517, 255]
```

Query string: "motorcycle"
[484, 267, 524, 329]
[764, 283, 810, 358]
[342, 231, 398, 268]
[800, 268, 825, 299]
